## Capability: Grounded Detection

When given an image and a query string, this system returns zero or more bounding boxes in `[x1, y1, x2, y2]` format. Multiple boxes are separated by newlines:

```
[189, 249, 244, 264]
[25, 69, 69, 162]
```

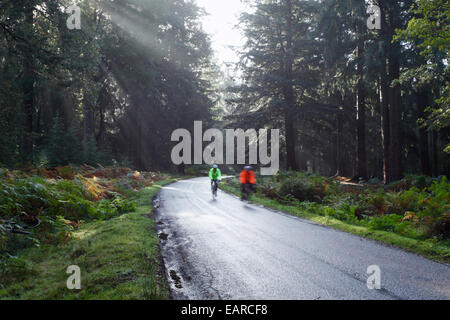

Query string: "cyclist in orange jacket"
[240, 166, 256, 200]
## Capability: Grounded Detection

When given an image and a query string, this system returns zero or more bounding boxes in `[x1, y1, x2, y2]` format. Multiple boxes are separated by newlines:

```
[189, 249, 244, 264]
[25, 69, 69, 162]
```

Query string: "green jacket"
[209, 168, 222, 181]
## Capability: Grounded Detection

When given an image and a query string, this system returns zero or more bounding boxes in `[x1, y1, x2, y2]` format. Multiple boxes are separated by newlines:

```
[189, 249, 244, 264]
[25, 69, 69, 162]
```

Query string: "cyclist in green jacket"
[209, 165, 222, 196]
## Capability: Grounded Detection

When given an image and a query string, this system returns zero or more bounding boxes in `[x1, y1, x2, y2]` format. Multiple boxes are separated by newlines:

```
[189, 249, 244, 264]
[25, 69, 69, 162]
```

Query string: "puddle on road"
[170, 270, 183, 289]
[159, 233, 169, 240]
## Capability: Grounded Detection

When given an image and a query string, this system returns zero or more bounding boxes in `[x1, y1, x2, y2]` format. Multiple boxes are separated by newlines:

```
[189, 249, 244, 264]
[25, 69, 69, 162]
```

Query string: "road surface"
[155, 178, 450, 300]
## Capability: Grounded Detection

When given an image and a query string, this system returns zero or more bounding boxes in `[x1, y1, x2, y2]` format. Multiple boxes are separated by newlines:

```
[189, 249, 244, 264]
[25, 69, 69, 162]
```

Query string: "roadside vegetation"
[221, 172, 450, 264]
[0, 166, 177, 299]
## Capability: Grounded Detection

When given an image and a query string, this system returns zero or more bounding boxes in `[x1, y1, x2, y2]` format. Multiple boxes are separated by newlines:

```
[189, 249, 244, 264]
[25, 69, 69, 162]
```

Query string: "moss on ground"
[0, 179, 177, 300]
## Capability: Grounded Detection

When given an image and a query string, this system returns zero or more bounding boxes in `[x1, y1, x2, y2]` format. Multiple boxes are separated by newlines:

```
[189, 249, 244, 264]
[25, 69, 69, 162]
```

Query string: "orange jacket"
[240, 170, 256, 184]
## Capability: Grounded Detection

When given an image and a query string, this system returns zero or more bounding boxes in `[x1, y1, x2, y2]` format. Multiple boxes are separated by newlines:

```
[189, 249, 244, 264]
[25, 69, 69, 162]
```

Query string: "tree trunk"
[417, 90, 431, 175]
[432, 130, 439, 177]
[298, 144, 308, 171]
[388, 51, 403, 182]
[285, 110, 297, 171]
[83, 101, 95, 144]
[96, 105, 105, 144]
[21, 7, 35, 162]
[178, 162, 185, 175]
[331, 119, 338, 176]
[356, 60, 367, 179]
[95, 85, 108, 145]
[355, 6, 367, 180]
[387, 2, 403, 182]
[336, 109, 344, 176]
[378, 1, 392, 184]
[283, 0, 298, 171]
[379, 68, 391, 183]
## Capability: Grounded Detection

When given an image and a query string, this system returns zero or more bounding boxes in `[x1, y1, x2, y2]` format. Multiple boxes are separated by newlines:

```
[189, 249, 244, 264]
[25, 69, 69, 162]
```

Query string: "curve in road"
[155, 178, 450, 300]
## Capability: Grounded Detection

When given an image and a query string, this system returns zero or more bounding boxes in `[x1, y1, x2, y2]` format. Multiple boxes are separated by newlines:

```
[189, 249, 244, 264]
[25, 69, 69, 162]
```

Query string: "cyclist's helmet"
[244, 166, 254, 171]
[213, 165, 218, 170]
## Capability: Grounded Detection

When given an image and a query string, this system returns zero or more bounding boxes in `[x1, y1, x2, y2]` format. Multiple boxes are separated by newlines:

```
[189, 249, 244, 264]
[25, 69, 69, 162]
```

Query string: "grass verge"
[0, 179, 177, 300]
[220, 181, 450, 265]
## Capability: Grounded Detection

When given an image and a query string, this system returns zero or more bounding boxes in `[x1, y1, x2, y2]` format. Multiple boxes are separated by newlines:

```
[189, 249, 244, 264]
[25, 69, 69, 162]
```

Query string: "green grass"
[220, 182, 450, 265]
[0, 179, 177, 300]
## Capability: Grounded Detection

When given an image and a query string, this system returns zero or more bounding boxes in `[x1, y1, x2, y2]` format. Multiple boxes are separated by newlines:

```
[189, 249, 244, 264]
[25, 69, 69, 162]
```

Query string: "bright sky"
[196, 0, 246, 68]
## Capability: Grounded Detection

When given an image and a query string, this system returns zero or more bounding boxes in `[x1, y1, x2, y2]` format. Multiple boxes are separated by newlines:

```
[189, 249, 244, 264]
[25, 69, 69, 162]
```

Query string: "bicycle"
[241, 183, 256, 201]
[211, 180, 219, 200]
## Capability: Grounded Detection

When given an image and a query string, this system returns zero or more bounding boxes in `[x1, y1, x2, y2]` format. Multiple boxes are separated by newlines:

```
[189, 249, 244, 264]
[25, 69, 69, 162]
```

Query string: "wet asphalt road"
[155, 178, 450, 300]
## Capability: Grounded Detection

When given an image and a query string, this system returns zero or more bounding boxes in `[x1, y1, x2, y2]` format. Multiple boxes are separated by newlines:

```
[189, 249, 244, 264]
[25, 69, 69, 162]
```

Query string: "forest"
[0, 0, 449, 300]
[227, 0, 449, 182]
[1, 0, 217, 171]
[0, 0, 448, 181]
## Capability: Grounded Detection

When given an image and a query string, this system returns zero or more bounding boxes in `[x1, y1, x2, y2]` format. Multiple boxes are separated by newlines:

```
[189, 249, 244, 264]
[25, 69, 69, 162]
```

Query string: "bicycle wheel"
[211, 182, 217, 199]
